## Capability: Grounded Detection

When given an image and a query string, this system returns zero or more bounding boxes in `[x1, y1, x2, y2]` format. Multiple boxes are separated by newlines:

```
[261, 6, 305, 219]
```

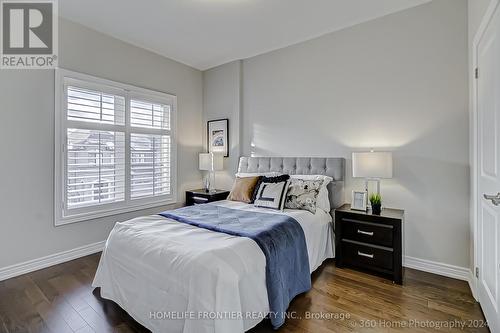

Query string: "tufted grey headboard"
[238, 157, 345, 211]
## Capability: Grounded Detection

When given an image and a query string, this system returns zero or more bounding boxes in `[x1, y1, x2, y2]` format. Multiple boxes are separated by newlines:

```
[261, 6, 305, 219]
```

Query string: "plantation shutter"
[64, 84, 126, 209]
[130, 99, 172, 199]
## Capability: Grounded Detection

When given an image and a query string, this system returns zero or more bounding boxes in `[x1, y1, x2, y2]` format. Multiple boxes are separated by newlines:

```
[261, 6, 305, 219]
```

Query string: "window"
[55, 69, 176, 225]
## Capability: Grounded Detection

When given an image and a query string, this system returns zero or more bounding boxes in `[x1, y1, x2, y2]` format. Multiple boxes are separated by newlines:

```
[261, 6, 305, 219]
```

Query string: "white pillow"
[235, 172, 283, 178]
[290, 175, 333, 212]
[290, 174, 333, 183]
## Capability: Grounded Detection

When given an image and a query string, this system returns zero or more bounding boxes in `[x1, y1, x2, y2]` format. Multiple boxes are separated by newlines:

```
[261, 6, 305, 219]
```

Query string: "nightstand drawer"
[191, 196, 209, 204]
[341, 240, 393, 271]
[341, 218, 393, 247]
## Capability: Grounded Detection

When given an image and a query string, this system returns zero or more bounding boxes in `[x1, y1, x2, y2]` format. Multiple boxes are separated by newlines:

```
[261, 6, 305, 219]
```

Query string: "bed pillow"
[251, 174, 290, 203]
[290, 175, 333, 212]
[227, 176, 261, 203]
[285, 178, 324, 214]
[235, 172, 283, 178]
[254, 180, 290, 210]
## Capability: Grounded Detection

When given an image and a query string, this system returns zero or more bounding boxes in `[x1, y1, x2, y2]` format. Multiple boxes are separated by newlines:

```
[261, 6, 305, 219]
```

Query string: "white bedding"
[92, 200, 334, 333]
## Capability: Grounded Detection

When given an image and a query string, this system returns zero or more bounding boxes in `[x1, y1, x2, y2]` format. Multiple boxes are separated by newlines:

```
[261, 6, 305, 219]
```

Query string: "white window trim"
[55, 68, 178, 226]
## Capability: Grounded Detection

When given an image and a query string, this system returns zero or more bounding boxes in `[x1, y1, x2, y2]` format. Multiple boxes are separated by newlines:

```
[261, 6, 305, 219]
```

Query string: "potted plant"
[369, 193, 382, 215]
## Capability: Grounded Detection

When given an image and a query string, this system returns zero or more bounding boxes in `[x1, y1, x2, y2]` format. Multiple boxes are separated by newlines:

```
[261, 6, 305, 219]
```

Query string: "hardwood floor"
[0, 253, 489, 333]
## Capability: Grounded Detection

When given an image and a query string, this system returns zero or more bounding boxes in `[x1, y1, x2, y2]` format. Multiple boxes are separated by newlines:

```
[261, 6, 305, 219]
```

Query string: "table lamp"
[199, 152, 223, 193]
[352, 151, 393, 194]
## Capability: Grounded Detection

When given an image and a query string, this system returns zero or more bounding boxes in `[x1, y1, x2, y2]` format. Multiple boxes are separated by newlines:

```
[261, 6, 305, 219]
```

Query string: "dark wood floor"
[0, 253, 489, 333]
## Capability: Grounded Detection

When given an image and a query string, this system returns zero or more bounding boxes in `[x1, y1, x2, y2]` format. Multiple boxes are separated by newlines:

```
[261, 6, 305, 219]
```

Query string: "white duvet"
[92, 200, 334, 333]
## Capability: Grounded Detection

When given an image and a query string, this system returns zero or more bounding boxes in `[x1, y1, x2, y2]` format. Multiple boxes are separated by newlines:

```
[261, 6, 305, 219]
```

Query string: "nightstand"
[185, 189, 230, 206]
[335, 204, 404, 284]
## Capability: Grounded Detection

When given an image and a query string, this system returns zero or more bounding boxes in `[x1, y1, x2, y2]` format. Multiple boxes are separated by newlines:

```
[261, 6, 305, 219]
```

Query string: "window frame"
[55, 69, 177, 226]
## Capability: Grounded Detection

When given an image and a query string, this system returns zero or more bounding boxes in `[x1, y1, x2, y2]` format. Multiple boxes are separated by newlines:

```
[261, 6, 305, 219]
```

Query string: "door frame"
[471, 0, 500, 302]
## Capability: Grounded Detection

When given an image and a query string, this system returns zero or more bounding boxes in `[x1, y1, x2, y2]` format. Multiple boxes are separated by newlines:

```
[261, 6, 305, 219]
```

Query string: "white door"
[477, 3, 500, 332]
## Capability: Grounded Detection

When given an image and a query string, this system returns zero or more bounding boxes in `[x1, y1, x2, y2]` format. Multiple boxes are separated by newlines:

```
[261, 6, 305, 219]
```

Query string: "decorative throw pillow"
[227, 176, 261, 203]
[290, 175, 333, 212]
[254, 180, 290, 210]
[251, 174, 290, 203]
[285, 179, 324, 213]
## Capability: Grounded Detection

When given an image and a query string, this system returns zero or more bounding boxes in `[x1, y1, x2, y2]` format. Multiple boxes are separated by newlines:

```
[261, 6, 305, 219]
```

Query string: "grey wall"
[0, 19, 203, 269]
[203, 61, 242, 189]
[204, 0, 470, 268]
[469, 0, 492, 37]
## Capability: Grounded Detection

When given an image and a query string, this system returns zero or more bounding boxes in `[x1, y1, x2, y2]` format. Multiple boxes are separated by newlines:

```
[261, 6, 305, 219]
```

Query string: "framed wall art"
[207, 118, 229, 157]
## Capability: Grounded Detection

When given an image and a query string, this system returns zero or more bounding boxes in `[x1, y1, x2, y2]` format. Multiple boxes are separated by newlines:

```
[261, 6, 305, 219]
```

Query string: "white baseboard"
[0, 241, 105, 282]
[404, 256, 477, 299]
[468, 270, 478, 301]
[404, 256, 472, 282]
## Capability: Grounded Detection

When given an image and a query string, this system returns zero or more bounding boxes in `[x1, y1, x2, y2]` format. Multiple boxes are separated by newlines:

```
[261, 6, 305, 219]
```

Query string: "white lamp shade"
[352, 152, 393, 179]
[199, 153, 224, 171]
[212, 153, 224, 171]
[199, 153, 211, 170]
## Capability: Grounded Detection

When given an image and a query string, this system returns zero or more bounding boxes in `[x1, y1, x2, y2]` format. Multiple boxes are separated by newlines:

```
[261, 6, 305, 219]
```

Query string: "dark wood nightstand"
[185, 189, 230, 206]
[335, 204, 404, 284]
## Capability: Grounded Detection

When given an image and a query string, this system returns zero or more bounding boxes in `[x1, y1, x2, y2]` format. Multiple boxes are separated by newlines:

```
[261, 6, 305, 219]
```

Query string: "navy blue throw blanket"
[159, 204, 311, 329]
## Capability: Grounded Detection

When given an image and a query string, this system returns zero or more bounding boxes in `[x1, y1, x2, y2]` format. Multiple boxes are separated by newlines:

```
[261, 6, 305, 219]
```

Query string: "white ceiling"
[59, 0, 430, 71]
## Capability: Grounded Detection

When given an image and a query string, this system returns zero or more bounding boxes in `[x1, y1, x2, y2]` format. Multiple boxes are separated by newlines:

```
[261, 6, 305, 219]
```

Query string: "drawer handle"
[357, 229, 374, 236]
[357, 251, 374, 259]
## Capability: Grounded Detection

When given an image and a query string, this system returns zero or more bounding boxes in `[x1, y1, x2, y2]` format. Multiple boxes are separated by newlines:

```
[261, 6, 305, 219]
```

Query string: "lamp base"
[206, 171, 216, 194]
[203, 176, 210, 192]
[364, 178, 381, 194]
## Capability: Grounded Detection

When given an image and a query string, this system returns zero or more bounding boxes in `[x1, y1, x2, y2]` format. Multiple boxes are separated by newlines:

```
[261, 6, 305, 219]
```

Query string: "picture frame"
[351, 190, 368, 211]
[207, 119, 229, 157]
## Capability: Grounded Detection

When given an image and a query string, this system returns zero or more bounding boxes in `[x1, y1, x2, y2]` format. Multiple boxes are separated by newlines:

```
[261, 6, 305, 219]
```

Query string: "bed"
[92, 157, 345, 333]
